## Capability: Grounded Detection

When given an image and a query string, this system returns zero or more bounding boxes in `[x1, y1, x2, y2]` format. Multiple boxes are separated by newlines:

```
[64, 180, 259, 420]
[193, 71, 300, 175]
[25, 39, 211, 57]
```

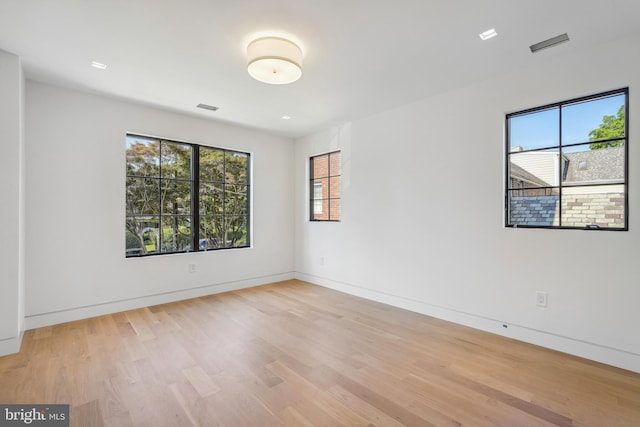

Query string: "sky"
[508, 93, 625, 152]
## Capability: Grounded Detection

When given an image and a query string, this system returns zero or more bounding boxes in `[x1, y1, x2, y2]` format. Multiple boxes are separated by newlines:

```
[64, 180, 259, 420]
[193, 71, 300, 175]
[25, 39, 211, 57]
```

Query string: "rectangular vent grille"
[197, 103, 219, 111]
[530, 33, 570, 53]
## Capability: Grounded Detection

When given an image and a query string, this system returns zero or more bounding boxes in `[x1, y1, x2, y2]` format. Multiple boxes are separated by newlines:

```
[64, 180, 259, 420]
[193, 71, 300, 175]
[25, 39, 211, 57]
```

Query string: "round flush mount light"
[247, 36, 302, 85]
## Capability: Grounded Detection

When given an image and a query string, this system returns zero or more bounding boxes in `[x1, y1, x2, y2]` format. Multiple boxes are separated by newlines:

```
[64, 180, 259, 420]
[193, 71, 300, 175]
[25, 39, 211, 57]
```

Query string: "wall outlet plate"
[536, 291, 548, 307]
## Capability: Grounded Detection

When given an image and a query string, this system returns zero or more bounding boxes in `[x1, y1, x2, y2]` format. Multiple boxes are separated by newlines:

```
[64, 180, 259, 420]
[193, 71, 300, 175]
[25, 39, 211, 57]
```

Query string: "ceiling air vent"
[197, 103, 219, 112]
[530, 33, 570, 53]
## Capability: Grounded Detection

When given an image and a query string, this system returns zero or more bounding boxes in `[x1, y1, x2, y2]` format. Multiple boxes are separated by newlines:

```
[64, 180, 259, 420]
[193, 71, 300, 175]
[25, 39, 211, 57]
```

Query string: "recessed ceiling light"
[91, 61, 107, 70]
[479, 28, 498, 41]
[281, 115, 291, 120]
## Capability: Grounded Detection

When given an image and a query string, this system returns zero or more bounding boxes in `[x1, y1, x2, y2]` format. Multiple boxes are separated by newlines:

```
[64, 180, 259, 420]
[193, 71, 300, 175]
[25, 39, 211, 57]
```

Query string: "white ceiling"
[1, 0, 639, 138]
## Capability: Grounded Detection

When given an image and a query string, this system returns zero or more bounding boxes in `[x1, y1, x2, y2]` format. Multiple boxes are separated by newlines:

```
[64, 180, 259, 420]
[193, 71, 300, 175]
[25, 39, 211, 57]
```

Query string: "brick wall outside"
[312, 155, 329, 179]
[561, 193, 625, 228]
[510, 192, 625, 228]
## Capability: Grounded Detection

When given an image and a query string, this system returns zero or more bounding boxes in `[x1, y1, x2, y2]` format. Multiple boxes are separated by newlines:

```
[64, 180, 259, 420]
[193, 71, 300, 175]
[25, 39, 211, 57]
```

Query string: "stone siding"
[510, 195, 559, 226]
[510, 193, 625, 228]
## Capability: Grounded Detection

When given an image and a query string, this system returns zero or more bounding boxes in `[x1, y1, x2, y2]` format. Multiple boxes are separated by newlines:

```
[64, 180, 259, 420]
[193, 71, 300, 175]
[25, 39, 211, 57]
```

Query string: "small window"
[310, 151, 341, 221]
[506, 88, 628, 230]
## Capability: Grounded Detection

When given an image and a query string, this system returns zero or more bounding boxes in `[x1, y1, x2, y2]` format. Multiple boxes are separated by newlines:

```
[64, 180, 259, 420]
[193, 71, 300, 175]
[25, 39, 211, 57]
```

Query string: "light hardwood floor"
[1, 280, 639, 426]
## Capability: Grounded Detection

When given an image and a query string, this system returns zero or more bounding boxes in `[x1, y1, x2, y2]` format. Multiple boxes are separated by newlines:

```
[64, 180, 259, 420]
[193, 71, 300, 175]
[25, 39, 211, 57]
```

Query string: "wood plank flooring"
[1, 280, 639, 426]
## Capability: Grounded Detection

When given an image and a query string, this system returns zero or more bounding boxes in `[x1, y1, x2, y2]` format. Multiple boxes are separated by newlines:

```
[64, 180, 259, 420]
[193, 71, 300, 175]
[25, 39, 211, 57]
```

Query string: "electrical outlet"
[189, 263, 196, 273]
[535, 291, 548, 307]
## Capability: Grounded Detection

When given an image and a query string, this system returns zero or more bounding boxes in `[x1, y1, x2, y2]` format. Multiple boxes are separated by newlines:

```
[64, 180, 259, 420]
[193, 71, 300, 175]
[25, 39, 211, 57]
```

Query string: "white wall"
[25, 82, 295, 328]
[295, 33, 640, 372]
[0, 49, 25, 355]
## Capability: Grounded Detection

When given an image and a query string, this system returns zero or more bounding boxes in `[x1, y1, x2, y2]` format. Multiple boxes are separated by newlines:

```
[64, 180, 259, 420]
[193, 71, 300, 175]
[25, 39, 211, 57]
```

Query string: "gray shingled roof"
[563, 146, 624, 183]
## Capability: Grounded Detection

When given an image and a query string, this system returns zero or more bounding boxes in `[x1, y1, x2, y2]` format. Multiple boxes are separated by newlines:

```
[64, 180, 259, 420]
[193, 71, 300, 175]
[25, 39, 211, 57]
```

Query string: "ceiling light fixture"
[91, 61, 107, 70]
[281, 115, 291, 120]
[530, 33, 570, 53]
[479, 28, 498, 41]
[247, 36, 302, 85]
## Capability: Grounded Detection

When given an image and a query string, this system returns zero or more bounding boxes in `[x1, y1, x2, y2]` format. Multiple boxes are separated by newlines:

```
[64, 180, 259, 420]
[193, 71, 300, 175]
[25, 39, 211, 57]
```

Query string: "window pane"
[313, 199, 323, 215]
[329, 152, 341, 176]
[126, 177, 160, 215]
[199, 215, 224, 249]
[161, 179, 191, 214]
[509, 108, 559, 152]
[126, 136, 159, 177]
[312, 178, 328, 200]
[124, 217, 161, 255]
[125, 224, 144, 256]
[125, 216, 159, 256]
[199, 183, 224, 215]
[561, 187, 625, 229]
[200, 148, 224, 183]
[312, 155, 329, 178]
[160, 215, 191, 252]
[508, 195, 559, 227]
[562, 94, 626, 146]
[226, 184, 248, 215]
[562, 144, 625, 185]
[330, 175, 341, 198]
[226, 215, 249, 247]
[312, 200, 329, 221]
[313, 182, 323, 200]
[225, 151, 249, 184]
[329, 199, 341, 221]
[508, 148, 559, 188]
[161, 142, 191, 179]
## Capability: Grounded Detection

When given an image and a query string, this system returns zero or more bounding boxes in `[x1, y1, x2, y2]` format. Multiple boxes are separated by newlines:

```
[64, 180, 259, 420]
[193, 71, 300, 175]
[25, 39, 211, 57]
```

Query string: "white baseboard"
[295, 272, 640, 374]
[24, 272, 295, 330]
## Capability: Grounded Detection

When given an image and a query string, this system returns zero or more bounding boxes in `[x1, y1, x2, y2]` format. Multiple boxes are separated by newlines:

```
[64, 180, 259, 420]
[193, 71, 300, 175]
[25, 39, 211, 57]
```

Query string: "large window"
[506, 88, 628, 230]
[126, 134, 250, 257]
[310, 151, 341, 221]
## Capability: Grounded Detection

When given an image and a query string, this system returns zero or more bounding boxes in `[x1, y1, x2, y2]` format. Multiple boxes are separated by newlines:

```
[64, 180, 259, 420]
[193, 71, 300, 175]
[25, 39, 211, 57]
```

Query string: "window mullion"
[558, 107, 563, 227]
[192, 145, 199, 252]
[222, 151, 227, 247]
[327, 153, 331, 219]
[158, 142, 164, 251]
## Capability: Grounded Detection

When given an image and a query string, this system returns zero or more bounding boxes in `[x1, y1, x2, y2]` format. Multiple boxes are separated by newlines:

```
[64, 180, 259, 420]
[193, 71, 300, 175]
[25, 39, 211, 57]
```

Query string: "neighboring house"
[563, 146, 625, 194]
[510, 147, 563, 187]
[509, 162, 553, 196]
[509, 146, 625, 227]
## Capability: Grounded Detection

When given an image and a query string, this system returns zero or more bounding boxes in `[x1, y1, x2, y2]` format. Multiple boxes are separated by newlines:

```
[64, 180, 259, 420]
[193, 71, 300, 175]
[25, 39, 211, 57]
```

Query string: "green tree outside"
[125, 137, 249, 256]
[589, 105, 625, 149]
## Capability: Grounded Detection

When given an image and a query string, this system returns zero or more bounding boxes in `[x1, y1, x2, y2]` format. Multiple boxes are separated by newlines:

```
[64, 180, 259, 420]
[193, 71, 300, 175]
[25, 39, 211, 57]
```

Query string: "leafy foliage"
[589, 105, 625, 149]
[125, 137, 249, 255]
